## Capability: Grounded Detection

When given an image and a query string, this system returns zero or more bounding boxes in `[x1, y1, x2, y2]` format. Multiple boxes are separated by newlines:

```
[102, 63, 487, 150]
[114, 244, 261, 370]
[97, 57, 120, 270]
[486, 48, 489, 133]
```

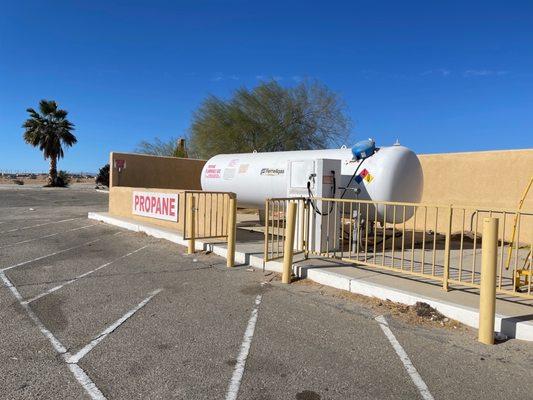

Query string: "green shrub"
[95, 164, 110, 187]
[55, 170, 71, 187]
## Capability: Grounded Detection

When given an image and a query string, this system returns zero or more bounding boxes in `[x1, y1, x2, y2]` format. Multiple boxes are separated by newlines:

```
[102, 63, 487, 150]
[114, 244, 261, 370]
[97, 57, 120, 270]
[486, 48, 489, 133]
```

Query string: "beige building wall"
[109, 186, 231, 238]
[418, 149, 533, 210]
[414, 149, 533, 243]
[110, 152, 206, 190]
[109, 186, 187, 232]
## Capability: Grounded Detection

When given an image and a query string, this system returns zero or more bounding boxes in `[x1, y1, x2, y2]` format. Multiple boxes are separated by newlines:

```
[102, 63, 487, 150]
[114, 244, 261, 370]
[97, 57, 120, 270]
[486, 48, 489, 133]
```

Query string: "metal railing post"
[263, 200, 269, 266]
[282, 202, 298, 284]
[187, 196, 196, 254]
[443, 206, 453, 291]
[479, 217, 499, 345]
[226, 195, 237, 268]
[298, 200, 305, 251]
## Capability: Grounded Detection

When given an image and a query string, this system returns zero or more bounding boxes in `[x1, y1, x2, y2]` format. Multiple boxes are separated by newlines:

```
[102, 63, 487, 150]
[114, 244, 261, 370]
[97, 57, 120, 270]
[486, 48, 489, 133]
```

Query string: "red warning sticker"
[205, 164, 221, 179]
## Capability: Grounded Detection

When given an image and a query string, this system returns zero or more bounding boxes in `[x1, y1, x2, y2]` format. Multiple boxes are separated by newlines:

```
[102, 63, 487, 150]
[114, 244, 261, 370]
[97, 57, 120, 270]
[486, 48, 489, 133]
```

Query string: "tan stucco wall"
[415, 149, 533, 243]
[109, 186, 231, 237]
[418, 149, 533, 210]
[110, 152, 206, 190]
[109, 186, 187, 232]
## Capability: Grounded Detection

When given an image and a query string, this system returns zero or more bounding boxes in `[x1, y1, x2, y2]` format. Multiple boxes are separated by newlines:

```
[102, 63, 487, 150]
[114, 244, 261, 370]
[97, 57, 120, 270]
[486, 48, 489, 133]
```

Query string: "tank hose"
[307, 171, 336, 216]
[340, 158, 365, 199]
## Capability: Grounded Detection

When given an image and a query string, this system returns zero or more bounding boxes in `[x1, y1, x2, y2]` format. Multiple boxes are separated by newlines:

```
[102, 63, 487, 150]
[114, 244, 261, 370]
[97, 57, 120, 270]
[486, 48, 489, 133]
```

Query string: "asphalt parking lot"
[1, 184, 533, 400]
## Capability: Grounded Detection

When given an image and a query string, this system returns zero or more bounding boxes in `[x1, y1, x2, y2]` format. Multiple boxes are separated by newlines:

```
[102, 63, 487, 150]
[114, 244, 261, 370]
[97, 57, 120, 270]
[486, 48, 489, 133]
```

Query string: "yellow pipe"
[282, 202, 297, 284]
[506, 176, 533, 269]
[226, 196, 237, 267]
[442, 206, 453, 292]
[479, 217, 499, 345]
[263, 200, 270, 263]
[187, 196, 196, 254]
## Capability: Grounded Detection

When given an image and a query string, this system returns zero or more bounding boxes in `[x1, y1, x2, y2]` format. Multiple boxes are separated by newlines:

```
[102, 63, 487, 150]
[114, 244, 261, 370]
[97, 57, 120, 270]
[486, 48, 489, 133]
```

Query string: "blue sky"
[1, 0, 532, 173]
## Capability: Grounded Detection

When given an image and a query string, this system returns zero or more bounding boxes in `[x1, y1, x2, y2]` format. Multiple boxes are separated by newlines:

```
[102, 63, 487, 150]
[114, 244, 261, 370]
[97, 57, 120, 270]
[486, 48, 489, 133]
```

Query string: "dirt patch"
[413, 301, 445, 321]
[262, 271, 281, 283]
[296, 390, 321, 400]
[239, 281, 274, 296]
[292, 278, 464, 331]
[225, 358, 237, 366]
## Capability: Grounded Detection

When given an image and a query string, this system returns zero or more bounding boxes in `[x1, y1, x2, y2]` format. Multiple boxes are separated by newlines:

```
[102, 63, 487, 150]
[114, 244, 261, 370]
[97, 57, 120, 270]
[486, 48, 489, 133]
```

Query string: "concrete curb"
[88, 212, 533, 341]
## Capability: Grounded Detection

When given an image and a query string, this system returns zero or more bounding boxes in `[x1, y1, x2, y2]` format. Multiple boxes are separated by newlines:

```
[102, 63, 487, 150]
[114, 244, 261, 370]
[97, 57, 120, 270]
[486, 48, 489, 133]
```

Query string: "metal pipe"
[282, 202, 298, 284]
[479, 217, 498, 345]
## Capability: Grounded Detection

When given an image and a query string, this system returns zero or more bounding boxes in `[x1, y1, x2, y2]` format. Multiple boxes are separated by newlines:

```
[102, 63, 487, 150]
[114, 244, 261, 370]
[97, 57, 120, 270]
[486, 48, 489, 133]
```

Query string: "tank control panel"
[286, 158, 341, 253]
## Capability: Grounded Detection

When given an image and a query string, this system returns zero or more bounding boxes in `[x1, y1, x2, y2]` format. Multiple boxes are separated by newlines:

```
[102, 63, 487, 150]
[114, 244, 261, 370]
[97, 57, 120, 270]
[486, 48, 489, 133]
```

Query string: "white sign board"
[132, 191, 179, 222]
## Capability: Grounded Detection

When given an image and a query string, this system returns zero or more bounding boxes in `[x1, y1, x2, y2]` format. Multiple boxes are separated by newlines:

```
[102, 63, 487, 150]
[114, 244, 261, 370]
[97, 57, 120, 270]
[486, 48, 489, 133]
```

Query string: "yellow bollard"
[187, 196, 196, 254]
[282, 202, 297, 284]
[227, 196, 237, 268]
[478, 217, 499, 345]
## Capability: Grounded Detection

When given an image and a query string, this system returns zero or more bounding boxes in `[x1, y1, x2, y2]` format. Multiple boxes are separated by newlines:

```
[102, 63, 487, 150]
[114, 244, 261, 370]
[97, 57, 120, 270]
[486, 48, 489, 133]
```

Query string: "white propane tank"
[201, 143, 423, 222]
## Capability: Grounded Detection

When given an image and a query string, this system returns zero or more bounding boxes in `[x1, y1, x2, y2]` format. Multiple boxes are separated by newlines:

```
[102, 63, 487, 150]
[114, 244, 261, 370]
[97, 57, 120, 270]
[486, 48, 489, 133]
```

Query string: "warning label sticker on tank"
[205, 164, 221, 179]
[260, 168, 285, 176]
[238, 164, 249, 174]
[355, 168, 374, 184]
[223, 168, 236, 180]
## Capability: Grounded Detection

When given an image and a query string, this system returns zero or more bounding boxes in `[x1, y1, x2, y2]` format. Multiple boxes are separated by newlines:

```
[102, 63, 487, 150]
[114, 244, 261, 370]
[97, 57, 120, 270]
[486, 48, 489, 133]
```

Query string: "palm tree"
[22, 100, 77, 186]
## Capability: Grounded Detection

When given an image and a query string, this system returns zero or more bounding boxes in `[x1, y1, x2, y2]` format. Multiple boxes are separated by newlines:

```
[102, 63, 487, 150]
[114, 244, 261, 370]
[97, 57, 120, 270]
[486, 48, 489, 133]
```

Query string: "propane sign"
[132, 191, 179, 222]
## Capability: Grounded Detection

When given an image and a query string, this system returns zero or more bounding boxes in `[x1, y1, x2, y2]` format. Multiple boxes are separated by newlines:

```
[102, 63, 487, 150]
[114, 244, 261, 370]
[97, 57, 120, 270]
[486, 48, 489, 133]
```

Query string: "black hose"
[307, 171, 336, 216]
[340, 158, 366, 199]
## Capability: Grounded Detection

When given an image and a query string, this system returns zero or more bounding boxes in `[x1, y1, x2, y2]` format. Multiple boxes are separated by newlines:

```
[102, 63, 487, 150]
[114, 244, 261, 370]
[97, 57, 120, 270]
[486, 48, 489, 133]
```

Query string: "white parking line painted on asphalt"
[225, 294, 263, 400]
[0, 270, 106, 399]
[67, 364, 106, 400]
[0, 271, 68, 353]
[1, 232, 123, 272]
[0, 224, 98, 249]
[375, 315, 434, 400]
[22, 245, 150, 305]
[66, 288, 163, 364]
[0, 217, 82, 234]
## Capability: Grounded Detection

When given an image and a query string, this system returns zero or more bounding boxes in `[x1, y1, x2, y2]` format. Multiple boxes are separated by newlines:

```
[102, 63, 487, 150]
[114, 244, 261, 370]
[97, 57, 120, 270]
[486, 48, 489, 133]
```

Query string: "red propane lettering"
[169, 198, 176, 216]
[133, 193, 177, 219]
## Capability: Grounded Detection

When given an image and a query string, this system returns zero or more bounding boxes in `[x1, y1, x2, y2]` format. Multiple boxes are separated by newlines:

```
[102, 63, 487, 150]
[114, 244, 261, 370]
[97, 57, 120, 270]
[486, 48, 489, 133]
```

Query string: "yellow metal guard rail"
[264, 197, 310, 263]
[183, 191, 235, 240]
[265, 197, 533, 299]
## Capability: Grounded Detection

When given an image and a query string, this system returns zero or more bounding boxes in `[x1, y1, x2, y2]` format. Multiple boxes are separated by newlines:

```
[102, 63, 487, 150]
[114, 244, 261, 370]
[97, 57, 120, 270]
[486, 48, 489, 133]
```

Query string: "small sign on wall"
[114, 159, 126, 171]
[132, 191, 179, 222]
